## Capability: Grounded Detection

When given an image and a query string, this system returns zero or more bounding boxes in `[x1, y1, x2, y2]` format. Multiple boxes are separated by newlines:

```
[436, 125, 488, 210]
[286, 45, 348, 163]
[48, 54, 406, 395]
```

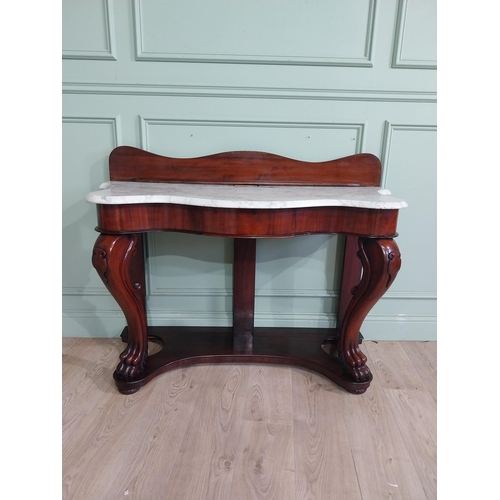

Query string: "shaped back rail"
[109, 146, 382, 187]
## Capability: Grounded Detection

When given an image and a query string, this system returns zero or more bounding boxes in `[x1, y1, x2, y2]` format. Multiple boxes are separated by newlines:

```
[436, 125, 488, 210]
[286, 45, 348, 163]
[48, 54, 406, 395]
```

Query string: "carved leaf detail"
[92, 248, 108, 283]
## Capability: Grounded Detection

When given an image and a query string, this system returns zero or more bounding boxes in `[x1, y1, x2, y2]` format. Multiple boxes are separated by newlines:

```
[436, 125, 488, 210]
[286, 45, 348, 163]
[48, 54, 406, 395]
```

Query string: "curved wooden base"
[114, 326, 371, 395]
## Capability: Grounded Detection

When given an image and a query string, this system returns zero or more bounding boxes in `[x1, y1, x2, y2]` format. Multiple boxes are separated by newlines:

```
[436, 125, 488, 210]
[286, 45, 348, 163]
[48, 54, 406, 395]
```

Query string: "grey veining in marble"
[86, 181, 408, 210]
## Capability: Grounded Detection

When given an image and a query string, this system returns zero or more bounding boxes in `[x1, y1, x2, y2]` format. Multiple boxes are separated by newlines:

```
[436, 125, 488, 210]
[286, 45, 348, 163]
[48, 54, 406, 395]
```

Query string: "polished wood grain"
[337, 234, 363, 331]
[95, 203, 400, 238]
[233, 238, 256, 353]
[62, 339, 436, 500]
[338, 238, 401, 382]
[112, 326, 373, 395]
[92, 233, 148, 386]
[109, 146, 382, 186]
[90, 147, 403, 395]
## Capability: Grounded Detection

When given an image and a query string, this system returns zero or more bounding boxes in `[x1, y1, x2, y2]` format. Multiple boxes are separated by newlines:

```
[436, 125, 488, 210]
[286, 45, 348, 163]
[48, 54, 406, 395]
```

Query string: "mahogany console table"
[87, 146, 406, 395]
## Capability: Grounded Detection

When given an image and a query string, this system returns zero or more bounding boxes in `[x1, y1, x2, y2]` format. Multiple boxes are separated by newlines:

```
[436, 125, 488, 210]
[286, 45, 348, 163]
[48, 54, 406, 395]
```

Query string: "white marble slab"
[86, 181, 408, 210]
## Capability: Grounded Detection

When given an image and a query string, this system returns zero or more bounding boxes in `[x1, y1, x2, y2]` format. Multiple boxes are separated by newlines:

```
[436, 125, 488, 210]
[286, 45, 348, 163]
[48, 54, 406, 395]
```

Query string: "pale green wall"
[62, 0, 436, 340]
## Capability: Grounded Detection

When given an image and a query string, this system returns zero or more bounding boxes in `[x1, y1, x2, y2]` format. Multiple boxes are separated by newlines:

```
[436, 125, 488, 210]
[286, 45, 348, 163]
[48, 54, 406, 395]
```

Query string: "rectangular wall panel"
[381, 123, 437, 293]
[392, 0, 437, 68]
[134, 0, 376, 66]
[140, 117, 364, 161]
[62, 117, 120, 294]
[62, 0, 117, 60]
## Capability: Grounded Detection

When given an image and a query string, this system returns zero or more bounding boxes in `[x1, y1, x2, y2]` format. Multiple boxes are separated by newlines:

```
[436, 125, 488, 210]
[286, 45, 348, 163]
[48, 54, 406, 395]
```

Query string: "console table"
[87, 146, 407, 395]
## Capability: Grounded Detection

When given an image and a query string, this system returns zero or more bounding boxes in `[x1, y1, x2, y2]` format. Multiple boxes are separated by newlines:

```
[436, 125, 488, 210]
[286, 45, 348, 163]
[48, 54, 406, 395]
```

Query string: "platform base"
[114, 326, 370, 395]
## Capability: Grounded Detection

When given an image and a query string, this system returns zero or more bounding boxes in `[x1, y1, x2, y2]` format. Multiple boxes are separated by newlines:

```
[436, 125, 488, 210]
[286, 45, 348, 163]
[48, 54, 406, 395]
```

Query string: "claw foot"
[341, 341, 371, 382]
[114, 342, 148, 380]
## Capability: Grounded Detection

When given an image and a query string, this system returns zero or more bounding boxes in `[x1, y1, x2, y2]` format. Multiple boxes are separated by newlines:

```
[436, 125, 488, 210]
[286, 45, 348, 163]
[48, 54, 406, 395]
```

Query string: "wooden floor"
[62, 338, 436, 500]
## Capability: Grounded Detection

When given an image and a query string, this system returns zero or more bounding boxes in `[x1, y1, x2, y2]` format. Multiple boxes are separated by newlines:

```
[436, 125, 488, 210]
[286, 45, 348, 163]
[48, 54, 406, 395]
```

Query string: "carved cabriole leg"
[339, 238, 401, 382]
[92, 233, 147, 388]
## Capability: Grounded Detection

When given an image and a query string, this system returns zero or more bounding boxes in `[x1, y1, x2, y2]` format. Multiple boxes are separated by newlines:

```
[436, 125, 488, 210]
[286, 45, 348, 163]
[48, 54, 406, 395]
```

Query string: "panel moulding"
[62, 0, 117, 61]
[62, 115, 122, 296]
[147, 287, 435, 300]
[62, 83, 437, 103]
[133, 0, 376, 67]
[380, 121, 437, 188]
[63, 310, 436, 339]
[391, 0, 437, 69]
[63, 287, 108, 296]
[139, 117, 365, 154]
[141, 118, 364, 302]
[62, 116, 122, 145]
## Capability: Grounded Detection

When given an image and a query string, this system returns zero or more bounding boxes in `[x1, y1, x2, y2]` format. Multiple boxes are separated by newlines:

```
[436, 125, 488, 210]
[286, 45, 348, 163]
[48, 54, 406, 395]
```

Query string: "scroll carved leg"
[339, 238, 401, 382]
[92, 233, 148, 385]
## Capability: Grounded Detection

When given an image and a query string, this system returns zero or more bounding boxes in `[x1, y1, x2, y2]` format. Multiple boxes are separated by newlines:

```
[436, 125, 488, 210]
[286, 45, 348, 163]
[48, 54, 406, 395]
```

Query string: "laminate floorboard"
[62, 339, 437, 499]
[400, 341, 437, 402]
[292, 370, 362, 500]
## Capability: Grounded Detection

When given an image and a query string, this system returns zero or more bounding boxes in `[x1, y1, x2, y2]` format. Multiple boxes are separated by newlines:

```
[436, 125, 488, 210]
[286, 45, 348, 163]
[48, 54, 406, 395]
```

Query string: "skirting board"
[62, 311, 437, 341]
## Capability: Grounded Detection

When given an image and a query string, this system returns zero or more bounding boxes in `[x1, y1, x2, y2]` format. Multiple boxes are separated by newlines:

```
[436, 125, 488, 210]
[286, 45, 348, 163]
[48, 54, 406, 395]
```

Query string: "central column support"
[233, 238, 257, 354]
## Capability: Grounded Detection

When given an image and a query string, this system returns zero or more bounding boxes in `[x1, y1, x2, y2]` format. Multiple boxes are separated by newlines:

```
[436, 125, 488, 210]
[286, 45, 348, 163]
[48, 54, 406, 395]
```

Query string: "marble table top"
[86, 181, 408, 210]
